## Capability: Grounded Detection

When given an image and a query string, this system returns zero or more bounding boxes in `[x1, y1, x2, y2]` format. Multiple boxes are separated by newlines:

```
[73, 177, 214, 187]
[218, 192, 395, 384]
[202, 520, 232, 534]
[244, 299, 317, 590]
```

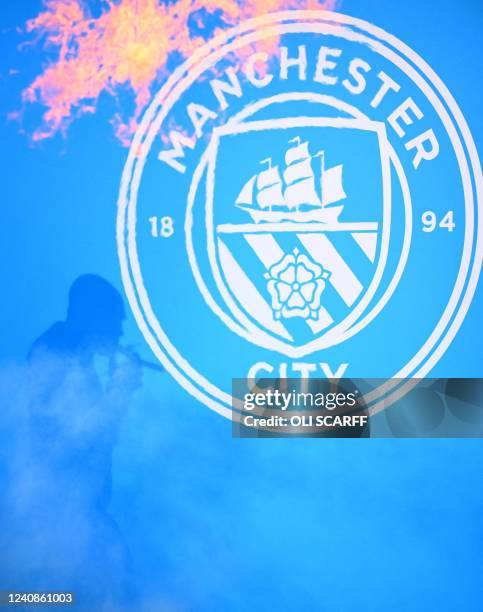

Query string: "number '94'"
[422, 210, 455, 232]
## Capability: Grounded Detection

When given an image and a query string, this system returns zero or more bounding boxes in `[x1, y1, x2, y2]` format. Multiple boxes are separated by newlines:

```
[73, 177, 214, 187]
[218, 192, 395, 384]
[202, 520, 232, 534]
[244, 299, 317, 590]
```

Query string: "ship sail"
[255, 163, 284, 208]
[257, 183, 285, 208]
[283, 158, 313, 186]
[236, 175, 256, 205]
[322, 164, 346, 206]
[285, 140, 310, 166]
[284, 178, 320, 209]
[283, 139, 321, 209]
[257, 165, 281, 190]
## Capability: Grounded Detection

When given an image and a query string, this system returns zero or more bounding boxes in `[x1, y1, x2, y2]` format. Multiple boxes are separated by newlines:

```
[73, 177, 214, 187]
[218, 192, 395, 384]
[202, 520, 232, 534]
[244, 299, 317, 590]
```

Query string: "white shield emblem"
[205, 117, 391, 358]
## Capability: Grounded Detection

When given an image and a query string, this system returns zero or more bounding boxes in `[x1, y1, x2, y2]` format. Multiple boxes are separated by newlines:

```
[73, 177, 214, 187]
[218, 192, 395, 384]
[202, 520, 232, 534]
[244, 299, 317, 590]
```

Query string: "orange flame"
[18, 0, 339, 145]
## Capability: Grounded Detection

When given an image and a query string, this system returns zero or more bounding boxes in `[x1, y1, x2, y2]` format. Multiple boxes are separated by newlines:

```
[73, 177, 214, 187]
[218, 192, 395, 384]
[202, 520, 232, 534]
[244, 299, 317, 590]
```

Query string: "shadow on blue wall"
[1, 275, 143, 609]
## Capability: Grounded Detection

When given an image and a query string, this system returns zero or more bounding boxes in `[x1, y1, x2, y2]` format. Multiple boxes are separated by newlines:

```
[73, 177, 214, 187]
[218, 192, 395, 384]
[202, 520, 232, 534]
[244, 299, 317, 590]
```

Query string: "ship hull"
[237, 205, 344, 224]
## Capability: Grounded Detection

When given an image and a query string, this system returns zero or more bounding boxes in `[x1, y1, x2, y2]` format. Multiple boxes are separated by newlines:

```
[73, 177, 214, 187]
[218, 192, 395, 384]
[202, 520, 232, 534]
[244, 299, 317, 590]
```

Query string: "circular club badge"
[117, 11, 481, 418]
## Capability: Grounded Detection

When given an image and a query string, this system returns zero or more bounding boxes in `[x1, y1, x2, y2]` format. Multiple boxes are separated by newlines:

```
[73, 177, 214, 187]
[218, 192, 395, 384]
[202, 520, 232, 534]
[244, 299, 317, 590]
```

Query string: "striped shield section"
[216, 225, 378, 345]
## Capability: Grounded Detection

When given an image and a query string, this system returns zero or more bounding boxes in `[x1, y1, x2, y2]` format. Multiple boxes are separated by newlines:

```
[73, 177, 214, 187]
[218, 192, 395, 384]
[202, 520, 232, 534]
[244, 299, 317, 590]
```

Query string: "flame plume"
[18, 0, 339, 145]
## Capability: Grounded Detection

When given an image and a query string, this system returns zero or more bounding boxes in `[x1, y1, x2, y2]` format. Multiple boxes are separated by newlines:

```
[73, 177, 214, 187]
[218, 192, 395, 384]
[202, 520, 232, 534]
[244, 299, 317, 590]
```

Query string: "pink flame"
[17, 0, 339, 145]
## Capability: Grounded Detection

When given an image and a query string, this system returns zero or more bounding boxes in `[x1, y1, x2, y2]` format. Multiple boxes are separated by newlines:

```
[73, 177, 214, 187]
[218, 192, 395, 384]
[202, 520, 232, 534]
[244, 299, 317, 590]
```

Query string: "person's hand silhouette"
[108, 347, 143, 398]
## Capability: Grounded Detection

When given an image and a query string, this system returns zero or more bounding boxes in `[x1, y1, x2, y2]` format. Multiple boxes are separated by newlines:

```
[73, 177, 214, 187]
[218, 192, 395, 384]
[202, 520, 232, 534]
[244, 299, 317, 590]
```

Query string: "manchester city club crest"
[117, 12, 481, 419]
[204, 118, 391, 357]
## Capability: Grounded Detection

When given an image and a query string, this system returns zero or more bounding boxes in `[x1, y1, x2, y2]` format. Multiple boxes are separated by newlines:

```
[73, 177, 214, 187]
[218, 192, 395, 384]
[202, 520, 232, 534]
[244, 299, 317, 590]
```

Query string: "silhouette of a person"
[30, 273, 125, 361]
[25, 274, 141, 608]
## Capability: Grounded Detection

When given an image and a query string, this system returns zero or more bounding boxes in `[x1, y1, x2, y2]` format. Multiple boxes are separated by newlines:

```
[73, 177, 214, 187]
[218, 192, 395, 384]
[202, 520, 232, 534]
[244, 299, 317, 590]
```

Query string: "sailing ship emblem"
[204, 117, 391, 357]
[236, 136, 347, 224]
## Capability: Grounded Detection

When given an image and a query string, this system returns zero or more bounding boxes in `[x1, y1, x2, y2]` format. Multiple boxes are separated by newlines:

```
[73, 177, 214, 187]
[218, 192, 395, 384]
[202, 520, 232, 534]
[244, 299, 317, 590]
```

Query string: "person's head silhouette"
[29, 274, 126, 361]
[66, 274, 125, 353]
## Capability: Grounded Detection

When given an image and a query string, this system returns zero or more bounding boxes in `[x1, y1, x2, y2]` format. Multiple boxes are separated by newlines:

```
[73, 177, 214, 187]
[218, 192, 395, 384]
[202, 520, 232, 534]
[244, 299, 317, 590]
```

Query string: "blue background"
[0, 1, 482, 610]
